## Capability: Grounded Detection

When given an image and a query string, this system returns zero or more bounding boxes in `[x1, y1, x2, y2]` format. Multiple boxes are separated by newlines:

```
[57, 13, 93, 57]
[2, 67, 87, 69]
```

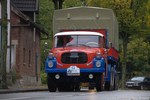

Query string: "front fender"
[45, 56, 57, 72]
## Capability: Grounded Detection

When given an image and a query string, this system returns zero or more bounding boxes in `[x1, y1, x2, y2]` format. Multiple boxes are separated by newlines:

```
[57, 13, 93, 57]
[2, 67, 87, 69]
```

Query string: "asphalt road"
[0, 89, 150, 100]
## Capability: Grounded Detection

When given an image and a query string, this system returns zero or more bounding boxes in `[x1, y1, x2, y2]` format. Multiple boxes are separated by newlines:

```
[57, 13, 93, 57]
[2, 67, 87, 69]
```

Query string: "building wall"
[11, 11, 41, 86]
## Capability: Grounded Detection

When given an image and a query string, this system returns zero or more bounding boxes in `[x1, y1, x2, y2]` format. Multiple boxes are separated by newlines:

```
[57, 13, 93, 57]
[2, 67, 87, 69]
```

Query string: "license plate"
[67, 66, 80, 76]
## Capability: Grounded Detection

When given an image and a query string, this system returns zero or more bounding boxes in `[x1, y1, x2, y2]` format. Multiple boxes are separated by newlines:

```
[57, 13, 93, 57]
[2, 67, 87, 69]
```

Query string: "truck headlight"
[48, 62, 53, 68]
[96, 61, 101, 67]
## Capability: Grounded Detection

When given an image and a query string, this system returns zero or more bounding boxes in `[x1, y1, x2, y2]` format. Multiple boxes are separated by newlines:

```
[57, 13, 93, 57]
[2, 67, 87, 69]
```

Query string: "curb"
[0, 88, 48, 94]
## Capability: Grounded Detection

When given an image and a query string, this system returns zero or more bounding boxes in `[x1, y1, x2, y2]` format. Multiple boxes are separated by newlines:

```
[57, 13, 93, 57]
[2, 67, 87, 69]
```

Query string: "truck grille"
[61, 52, 88, 64]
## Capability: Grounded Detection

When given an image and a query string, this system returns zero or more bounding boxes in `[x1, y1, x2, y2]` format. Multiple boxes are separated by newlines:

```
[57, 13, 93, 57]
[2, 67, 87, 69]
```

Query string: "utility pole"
[0, 0, 8, 89]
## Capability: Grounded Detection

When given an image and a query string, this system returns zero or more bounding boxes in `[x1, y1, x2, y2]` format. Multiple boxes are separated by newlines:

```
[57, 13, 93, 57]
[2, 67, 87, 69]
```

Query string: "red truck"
[45, 7, 119, 92]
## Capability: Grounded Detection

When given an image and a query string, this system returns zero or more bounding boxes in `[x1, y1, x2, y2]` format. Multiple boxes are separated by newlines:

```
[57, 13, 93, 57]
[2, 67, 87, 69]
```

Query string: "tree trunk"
[122, 38, 128, 89]
[53, 0, 64, 10]
[52, 0, 58, 10]
[0, 0, 8, 89]
[59, 0, 63, 9]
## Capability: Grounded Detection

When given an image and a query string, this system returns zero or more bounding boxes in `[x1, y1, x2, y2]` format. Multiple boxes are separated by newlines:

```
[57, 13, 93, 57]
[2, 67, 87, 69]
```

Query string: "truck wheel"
[47, 74, 57, 92]
[96, 73, 103, 91]
[114, 71, 119, 90]
[114, 79, 119, 90]
[105, 67, 114, 91]
[105, 82, 111, 91]
[110, 67, 114, 90]
[114, 80, 118, 90]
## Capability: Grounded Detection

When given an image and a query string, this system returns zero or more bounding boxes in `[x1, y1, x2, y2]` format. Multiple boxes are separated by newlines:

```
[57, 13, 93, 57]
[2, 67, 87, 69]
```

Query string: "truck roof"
[54, 31, 104, 37]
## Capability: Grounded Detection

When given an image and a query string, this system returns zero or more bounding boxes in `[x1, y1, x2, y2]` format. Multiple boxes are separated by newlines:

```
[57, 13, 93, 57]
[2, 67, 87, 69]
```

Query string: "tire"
[114, 80, 119, 90]
[114, 70, 119, 90]
[96, 73, 103, 91]
[47, 74, 57, 92]
[110, 67, 114, 90]
[105, 67, 114, 91]
[105, 81, 111, 91]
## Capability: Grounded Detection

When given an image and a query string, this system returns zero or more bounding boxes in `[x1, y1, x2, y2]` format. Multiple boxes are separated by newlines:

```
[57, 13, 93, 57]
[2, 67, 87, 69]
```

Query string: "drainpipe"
[6, 0, 11, 73]
[9, 0, 11, 72]
[34, 12, 35, 42]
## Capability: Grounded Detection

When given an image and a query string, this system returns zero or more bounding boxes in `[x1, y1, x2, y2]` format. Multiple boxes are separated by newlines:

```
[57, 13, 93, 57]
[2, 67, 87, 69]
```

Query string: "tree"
[121, 38, 150, 79]
[0, 0, 8, 89]
[36, 0, 54, 71]
[115, 0, 149, 89]
[87, 0, 110, 7]
[111, 0, 139, 89]
[63, 0, 82, 8]
[145, 0, 150, 42]
[52, 0, 84, 9]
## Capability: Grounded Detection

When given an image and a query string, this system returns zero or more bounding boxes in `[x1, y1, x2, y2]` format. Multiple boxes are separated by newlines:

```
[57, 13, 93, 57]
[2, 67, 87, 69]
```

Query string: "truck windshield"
[55, 35, 101, 48]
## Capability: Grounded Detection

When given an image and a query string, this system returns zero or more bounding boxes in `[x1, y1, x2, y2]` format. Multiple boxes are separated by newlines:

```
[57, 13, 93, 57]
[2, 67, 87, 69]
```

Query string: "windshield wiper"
[64, 44, 91, 48]
[78, 44, 91, 48]
[65, 44, 76, 47]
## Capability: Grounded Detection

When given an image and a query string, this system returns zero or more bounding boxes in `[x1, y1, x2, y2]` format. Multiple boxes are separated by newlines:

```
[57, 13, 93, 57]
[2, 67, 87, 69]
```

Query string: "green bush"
[41, 71, 47, 85]
[11, 69, 17, 83]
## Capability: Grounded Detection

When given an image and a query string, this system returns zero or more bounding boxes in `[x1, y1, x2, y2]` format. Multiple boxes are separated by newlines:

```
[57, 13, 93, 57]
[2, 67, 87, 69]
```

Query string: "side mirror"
[44, 42, 48, 49]
[108, 42, 112, 48]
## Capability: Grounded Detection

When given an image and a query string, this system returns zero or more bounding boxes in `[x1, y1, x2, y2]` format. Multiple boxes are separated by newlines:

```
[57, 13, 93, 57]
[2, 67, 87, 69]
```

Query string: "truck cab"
[52, 31, 106, 68]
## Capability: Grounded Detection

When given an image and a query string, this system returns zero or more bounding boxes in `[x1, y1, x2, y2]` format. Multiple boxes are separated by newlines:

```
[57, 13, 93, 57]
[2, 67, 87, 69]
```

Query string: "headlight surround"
[48, 62, 53, 68]
[96, 61, 101, 67]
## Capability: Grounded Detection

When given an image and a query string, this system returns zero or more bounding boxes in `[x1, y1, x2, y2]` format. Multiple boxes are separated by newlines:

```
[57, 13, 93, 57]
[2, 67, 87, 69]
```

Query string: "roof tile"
[12, 0, 38, 12]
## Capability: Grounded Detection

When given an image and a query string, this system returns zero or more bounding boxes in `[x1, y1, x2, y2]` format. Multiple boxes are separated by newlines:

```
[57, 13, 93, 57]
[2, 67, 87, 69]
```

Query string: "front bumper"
[126, 85, 141, 89]
[45, 68, 105, 83]
[45, 68, 105, 73]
